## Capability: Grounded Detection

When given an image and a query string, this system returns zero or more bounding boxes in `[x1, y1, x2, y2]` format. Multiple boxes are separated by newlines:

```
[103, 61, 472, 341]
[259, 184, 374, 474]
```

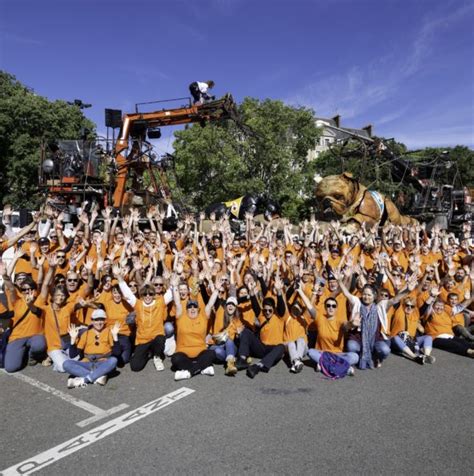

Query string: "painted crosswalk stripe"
[1, 387, 195, 475]
[2, 371, 129, 426]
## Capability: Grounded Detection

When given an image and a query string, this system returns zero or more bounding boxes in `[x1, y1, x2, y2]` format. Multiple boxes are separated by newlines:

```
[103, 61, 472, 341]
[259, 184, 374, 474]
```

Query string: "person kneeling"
[63, 310, 121, 388]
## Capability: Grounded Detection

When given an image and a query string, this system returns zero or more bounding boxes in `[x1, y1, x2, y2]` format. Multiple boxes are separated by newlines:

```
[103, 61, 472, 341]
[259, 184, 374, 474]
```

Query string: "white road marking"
[75, 403, 130, 428]
[2, 371, 130, 427]
[1, 387, 195, 475]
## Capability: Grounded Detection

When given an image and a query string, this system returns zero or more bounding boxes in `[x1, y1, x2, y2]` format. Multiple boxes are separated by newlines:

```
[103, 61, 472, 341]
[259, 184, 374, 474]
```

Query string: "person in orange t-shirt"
[63, 309, 121, 388]
[2, 270, 46, 372]
[236, 277, 286, 379]
[172, 282, 218, 381]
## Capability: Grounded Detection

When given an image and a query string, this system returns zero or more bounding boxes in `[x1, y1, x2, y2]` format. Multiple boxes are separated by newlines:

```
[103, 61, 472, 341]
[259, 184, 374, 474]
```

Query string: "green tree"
[171, 97, 321, 221]
[0, 71, 95, 208]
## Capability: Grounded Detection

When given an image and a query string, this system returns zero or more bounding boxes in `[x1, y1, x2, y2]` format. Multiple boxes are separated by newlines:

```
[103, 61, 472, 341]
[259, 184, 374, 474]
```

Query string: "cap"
[91, 309, 107, 320]
[226, 296, 238, 306]
[186, 299, 199, 309]
[38, 237, 50, 246]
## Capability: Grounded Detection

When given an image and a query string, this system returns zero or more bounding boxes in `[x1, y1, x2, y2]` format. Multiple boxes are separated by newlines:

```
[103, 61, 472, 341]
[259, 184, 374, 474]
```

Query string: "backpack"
[319, 351, 350, 380]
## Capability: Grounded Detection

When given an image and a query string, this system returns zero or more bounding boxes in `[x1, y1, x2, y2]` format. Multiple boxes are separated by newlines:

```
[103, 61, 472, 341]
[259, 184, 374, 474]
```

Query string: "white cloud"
[287, 2, 474, 122]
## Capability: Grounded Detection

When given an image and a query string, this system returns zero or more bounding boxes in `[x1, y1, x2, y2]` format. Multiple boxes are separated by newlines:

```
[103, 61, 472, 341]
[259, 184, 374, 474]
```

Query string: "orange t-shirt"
[76, 327, 114, 361]
[134, 297, 167, 345]
[424, 311, 454, 338]
[176, 310, 208, 358]
[37, 295, 76, 352]
[314, 313, 346, 353]
[8, 298, 44, 342]
[391, 307, 420, 337]
[258, 312, 284, 346]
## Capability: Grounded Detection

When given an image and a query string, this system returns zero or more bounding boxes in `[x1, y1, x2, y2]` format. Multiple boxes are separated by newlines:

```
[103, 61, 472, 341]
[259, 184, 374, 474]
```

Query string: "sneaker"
[164, 337, 176, 357]
[67, 377, 75, 389]
[415, 355, 424, 365]
[375, 359, 382, 369]
[153, 356, 165, 371]
[225, 358, 237, 376]
[290, 364, 296, 373]
[235, 357, 249, 371]
[294, 360, 304, 373]
[423, 355, 436, 364]
[174, 370, 191, 381]
[347, 366, 355, 376]
[316, 363, 321, 372]
[201, 366, 215, 376]
[70, 377, 88, 388]
[41, 357, 53, 367]
[246, 364, 261, 379]
[94, 375, 108, 386]
[28, 357, 38, 366]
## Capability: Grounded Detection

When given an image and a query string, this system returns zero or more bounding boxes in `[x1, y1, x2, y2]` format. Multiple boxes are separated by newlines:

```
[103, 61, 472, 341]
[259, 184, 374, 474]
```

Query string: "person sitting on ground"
[236, 277, 286, 379]
[114, 265, 179, 372]
[1, 262, 47, 372]
[390, 297, 435, 364]
[297, 283, 358, 375]
[337, 267, 418, 370]
[189, 80, 215, 105]
[63, 310, 121, 388]
[421, 289, 474, 358]
[172, 278, 219, 381]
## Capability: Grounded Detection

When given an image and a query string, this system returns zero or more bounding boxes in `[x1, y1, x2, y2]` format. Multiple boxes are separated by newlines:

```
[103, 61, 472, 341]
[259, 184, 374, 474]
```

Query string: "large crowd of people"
[0, 203, 473, 388]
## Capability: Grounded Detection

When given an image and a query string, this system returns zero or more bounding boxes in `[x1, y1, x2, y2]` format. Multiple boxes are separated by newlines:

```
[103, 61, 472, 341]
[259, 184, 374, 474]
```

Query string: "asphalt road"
[1, 349, 472, 475]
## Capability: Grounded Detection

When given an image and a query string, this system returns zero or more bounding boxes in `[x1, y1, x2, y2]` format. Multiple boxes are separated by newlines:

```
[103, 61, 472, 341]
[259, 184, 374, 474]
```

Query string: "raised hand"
[111, 321, 121, 341]
[68, 324, 79, 342]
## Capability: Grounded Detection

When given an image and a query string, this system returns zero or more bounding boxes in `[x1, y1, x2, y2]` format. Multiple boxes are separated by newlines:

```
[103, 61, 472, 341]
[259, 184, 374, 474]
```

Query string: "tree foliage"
[0, 71, 95, 208]
[171, 97, 321, 221]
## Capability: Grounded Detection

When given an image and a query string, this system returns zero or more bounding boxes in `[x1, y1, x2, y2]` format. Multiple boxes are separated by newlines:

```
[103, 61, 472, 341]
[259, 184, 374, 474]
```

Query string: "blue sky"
[1, 0, 473, 151]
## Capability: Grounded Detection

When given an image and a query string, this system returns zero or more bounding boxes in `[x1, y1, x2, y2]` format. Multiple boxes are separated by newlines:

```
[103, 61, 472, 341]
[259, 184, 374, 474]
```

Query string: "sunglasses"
[57, 255, 66, 258]
[142, 292, 155, 297]
[20, 288, 33, 293]
[153, 282, 164, 286]
[325, 304, 337, 309]
[405, 305, 415, 309]
[50, 235, 58, 239]
[67, 278, 79, 283]
[187, 304, 199, 309]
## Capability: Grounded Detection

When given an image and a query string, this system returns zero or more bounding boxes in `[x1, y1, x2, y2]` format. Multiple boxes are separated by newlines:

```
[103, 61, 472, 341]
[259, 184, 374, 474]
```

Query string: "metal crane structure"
[39, 94, 238, 216]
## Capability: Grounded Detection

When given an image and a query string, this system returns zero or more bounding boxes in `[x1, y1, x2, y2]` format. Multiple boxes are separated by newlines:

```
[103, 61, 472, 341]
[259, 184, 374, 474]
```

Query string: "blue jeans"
[308, 348, 359, 366]
[211, 339, 237, 361]
[346, 339, 391, 362]
[63, 357, 118, 383]
[4, 335, 47, 373]
[391, 335, 433, 353]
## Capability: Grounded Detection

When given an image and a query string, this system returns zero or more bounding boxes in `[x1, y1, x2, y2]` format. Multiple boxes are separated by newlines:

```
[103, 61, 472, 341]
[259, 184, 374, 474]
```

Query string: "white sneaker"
[290, 364, 296, 373]
[153, 356, 165, 371]
[67, 377, 75, 389]
[347, 366, 355, 376]
[316, 363, 321, 372]
[71, 377, 88, 388]
[201, 366, 214, 376]
[164, 337, 176, 357]
[94, 375, 108, 386]
[174, 370, 191, 381]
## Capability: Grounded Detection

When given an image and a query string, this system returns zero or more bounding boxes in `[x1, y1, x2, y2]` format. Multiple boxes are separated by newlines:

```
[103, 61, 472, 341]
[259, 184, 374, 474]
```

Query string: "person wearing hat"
[189, 80, 215, 105]
[63, 309, 121, 388]
[172, 280, 220, 381]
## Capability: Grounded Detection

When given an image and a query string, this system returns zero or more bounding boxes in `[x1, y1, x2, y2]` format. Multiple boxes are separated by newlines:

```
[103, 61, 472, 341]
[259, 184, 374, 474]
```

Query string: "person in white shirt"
[189, 80, 215, 105]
